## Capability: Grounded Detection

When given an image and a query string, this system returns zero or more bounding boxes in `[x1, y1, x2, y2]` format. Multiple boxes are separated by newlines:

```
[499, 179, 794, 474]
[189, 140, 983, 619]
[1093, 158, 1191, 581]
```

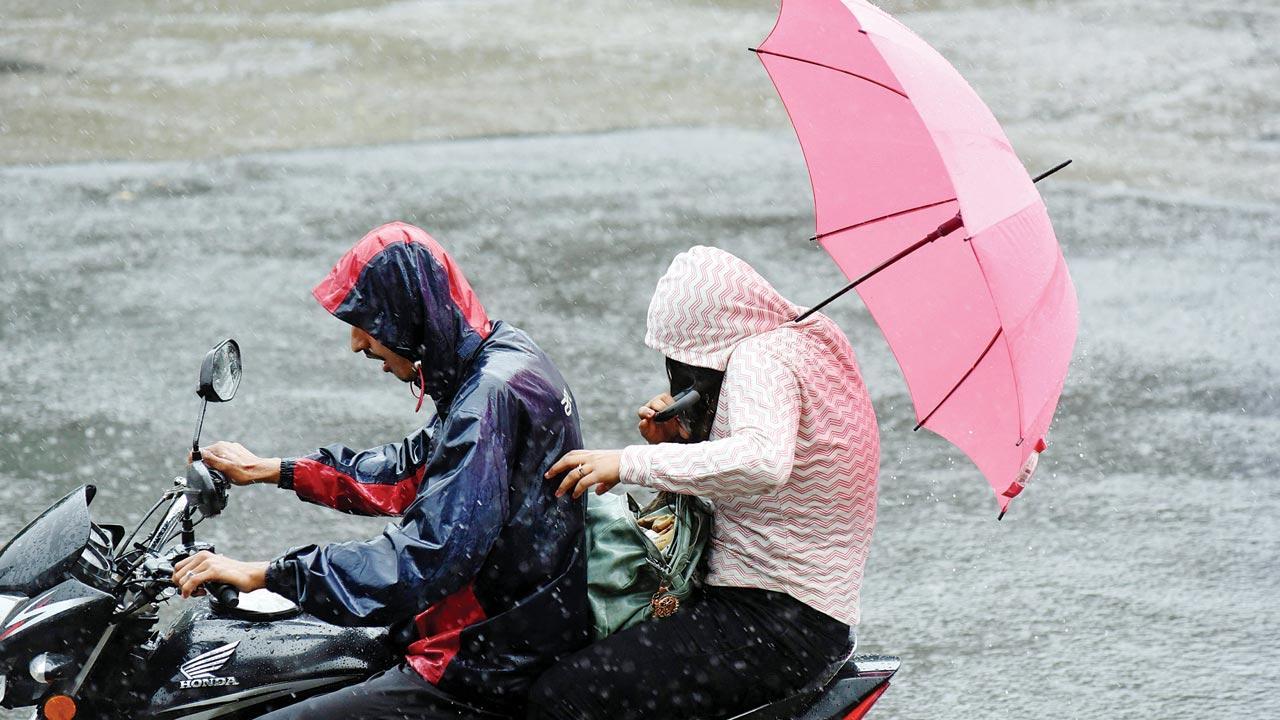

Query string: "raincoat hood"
[645, 246, 801, 371]
[312, 222, 493, 406]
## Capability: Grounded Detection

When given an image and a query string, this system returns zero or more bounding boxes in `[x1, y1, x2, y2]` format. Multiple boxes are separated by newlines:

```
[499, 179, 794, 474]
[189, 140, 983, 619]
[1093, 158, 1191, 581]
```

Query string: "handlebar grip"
[207, 582, 240, 609]
[653, 388, 700, 423]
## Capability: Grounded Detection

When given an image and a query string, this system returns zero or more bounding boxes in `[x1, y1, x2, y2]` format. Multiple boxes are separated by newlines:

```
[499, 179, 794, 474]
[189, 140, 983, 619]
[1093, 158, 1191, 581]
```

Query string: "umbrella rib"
[750, 48, 910, 100]
[810, 197, 958, 242]
[913, 327, 1003, 432]
[922, 164, 1067, 440]
[966, 223, 1026, 445]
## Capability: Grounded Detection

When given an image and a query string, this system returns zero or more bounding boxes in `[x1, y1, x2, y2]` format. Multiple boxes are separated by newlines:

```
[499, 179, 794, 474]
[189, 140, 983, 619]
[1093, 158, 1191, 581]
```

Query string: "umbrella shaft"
[794, 214, 963, 322]
[794, 160, 1071, 324]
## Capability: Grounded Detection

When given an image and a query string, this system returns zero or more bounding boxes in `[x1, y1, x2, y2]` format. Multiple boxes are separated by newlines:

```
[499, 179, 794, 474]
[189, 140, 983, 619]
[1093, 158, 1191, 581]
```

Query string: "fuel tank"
[135, 592, 394, 719]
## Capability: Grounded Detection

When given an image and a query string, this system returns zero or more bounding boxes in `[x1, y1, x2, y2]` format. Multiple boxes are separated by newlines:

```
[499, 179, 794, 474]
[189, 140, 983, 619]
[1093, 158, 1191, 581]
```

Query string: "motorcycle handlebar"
[206, 582, 240, 608]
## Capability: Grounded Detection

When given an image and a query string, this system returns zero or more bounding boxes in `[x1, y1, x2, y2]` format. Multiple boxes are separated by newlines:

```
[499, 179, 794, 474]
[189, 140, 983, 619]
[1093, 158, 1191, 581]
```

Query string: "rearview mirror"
[198, 339, 241, 403]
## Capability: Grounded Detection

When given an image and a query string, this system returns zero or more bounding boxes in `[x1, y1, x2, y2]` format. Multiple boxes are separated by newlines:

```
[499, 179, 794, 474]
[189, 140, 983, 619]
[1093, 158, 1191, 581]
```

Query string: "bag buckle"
[650, 584, 680, 618]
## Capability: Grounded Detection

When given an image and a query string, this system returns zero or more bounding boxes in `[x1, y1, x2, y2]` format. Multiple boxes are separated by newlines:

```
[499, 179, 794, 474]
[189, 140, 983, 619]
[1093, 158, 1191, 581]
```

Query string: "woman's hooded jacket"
[620, 246, 880, 626]
[265, 222, 589, 709]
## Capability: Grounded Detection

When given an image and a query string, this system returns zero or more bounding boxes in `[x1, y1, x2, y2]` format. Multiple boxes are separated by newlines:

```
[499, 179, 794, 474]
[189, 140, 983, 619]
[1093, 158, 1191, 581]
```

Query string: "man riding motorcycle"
[171, 221, 590, 718]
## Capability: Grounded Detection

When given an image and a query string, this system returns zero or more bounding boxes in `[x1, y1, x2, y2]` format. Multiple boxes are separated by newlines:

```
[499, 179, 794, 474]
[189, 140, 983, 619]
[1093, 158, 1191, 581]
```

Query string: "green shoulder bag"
[584, 491, 713, 639]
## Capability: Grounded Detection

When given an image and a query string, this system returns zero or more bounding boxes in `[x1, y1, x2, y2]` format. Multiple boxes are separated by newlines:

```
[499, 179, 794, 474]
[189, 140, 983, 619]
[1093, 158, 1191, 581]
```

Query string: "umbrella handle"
[652, 388, 701, 423]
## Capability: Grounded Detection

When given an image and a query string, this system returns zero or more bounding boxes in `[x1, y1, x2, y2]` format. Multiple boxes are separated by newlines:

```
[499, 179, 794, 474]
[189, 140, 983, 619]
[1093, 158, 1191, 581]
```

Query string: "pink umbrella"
[754, 0, 1079, 516]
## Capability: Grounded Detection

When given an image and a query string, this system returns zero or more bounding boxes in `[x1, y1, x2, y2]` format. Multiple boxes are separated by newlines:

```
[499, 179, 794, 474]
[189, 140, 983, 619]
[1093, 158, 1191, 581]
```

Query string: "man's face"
[350, 326, 417, 382]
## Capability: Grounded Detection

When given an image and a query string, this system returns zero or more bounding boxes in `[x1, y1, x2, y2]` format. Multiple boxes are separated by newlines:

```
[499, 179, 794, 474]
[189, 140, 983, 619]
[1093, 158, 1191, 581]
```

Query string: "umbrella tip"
[997, 510, 1007, 521]
[1032, 159, 1073, 184]
[748, 47, 760, 53]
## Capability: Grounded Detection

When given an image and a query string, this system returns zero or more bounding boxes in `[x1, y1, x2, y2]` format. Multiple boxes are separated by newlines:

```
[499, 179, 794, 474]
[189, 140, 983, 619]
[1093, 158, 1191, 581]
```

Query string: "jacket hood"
[645, 246, 800, 371]
[312, 222, 492, 405]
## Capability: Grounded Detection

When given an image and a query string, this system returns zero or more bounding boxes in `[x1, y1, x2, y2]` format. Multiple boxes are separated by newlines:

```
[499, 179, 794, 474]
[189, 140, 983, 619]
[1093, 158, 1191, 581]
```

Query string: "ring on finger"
[184, 571, 196, 581]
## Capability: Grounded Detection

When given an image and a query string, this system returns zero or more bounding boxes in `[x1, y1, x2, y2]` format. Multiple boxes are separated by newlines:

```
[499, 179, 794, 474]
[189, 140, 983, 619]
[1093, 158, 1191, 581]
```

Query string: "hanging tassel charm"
[651, 584, 680, 618]
[411, 361, 426, 412]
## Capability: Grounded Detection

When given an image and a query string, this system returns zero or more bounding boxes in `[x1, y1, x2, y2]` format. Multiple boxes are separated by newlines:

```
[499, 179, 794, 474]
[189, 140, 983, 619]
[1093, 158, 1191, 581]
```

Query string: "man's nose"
[350, 329, 368, 353]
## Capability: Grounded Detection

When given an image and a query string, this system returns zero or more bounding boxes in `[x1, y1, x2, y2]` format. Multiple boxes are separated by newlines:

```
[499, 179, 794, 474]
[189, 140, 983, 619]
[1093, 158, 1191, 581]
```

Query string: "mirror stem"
[191, 397, 208, 461]
[181, 509, 196, 547]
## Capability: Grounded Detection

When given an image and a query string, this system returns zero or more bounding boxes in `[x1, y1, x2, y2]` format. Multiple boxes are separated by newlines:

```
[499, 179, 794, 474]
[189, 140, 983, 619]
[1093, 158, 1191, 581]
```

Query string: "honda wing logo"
[176, 641, 240, 689]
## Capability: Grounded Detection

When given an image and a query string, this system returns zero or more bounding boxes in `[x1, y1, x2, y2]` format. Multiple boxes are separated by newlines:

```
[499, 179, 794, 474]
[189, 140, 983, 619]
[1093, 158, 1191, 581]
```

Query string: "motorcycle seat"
[789, 631, 859, 699]
[728, 653, 899, 720]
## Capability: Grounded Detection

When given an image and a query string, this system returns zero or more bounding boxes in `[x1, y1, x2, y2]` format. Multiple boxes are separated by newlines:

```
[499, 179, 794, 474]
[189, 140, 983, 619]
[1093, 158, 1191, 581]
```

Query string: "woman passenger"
[529, 246, 881, 719]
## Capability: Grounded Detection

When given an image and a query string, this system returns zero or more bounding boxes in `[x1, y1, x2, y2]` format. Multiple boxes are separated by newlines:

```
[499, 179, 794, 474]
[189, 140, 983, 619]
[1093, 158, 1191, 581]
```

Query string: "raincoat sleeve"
[620, 338, 800, 498]
[278, 425, 435, 517]
[265, 401, 513, 626]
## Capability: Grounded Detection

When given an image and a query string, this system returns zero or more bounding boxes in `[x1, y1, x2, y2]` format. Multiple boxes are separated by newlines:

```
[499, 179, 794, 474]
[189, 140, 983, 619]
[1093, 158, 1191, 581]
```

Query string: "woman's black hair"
[666, 358, 725, 443]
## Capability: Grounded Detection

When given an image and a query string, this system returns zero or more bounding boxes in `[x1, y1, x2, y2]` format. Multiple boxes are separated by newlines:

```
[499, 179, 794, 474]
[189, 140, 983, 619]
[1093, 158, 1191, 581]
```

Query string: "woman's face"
[666, 358, 725, 443]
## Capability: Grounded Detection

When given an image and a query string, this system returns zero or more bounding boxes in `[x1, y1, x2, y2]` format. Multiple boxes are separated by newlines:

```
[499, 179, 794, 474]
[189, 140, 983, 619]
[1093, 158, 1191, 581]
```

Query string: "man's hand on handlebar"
[636, 393, 691, 445]
[172, 551, 267, 598]
[197, 441, 282, 486]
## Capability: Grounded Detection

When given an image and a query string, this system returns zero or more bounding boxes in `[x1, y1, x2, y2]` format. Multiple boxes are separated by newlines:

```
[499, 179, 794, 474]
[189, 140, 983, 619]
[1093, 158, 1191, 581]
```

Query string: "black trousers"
[256, 664, 508, 720]
[526, 586, 853, 720]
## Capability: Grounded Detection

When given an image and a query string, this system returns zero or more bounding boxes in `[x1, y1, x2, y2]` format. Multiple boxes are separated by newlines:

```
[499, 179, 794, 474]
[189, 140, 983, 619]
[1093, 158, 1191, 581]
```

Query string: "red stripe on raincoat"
[406, 584, 489, 684]
[292, 457, 424, 516]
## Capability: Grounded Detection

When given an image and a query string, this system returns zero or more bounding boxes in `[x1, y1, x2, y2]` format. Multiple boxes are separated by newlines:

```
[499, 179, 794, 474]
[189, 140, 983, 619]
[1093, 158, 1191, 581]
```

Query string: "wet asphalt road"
[1, 127, 1278, 718]
[2, 0, 1279, 717]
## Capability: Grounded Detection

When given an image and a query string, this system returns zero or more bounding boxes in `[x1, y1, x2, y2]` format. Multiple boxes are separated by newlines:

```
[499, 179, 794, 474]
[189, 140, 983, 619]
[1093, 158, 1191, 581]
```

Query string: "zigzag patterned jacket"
[619, 246, 880, 626]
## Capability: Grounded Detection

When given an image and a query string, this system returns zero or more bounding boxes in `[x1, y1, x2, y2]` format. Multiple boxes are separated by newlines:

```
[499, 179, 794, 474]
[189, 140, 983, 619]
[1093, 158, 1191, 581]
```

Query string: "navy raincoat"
[264, 222, 590, 711]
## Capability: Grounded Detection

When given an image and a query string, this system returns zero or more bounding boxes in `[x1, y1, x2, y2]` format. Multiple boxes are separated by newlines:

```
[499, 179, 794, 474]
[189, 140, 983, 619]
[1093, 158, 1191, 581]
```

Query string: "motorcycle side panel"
[134, 599, 393, 719]
[0, 579, 115, 709]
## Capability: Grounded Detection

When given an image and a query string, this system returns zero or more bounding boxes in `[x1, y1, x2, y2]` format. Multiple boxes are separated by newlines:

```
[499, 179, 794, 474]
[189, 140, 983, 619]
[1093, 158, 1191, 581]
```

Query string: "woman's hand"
[172, 551, 267, 598]
[636, 392, 690, 444]
[197, 441, 281, 486]
[546, 449, 623, 499]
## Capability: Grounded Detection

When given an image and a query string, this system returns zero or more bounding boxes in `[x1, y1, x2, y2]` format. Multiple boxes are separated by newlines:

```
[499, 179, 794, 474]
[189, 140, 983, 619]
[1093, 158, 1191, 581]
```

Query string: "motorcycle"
[0, 340, 898, 719]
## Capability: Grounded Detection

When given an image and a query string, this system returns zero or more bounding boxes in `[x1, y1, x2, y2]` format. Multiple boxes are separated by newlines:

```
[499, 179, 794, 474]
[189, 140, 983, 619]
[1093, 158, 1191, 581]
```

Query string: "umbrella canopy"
[754, 0, 1078, 514]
